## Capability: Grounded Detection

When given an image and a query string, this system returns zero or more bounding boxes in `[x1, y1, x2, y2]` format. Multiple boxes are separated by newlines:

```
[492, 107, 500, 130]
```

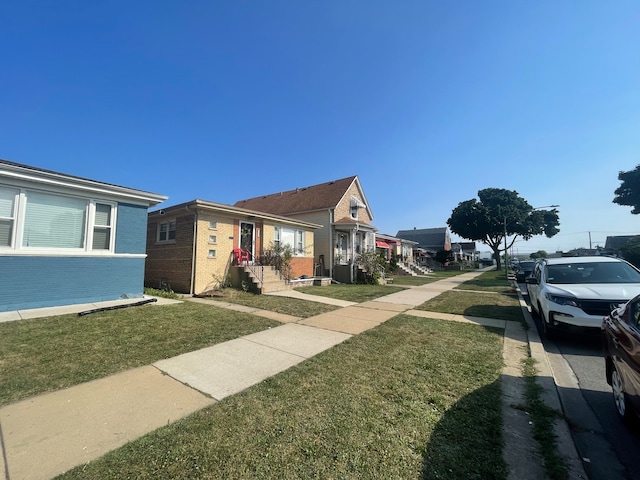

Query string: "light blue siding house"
[0, 160, 167, 312]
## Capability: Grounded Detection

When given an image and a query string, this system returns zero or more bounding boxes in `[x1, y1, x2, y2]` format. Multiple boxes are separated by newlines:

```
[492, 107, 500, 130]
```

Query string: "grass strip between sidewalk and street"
[454, 269, 516, 293]
[414, 290, 523, 322]
[522, 357, 570, 480]
[59, 315, 507, 480]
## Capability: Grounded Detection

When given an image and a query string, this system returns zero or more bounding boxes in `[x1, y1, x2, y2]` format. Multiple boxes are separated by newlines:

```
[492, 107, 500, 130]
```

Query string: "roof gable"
[234, 176, 361, 216]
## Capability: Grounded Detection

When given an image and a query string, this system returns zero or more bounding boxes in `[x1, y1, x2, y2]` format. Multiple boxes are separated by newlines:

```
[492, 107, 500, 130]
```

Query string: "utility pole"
[504, 216, 508, 278]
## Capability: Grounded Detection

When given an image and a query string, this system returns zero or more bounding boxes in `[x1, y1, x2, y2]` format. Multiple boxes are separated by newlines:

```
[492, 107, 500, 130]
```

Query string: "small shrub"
[143, 288, 180, 300]
[355, 250, 385, 284]
[262, 242, 293, 279]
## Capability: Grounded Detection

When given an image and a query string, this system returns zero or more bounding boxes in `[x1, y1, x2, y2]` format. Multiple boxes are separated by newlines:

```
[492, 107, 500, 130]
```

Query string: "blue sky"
[2, 1, 639, 254]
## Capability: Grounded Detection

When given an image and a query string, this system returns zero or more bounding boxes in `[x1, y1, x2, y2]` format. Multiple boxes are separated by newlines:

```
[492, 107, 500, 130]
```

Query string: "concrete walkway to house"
[0, 270, 586, 480]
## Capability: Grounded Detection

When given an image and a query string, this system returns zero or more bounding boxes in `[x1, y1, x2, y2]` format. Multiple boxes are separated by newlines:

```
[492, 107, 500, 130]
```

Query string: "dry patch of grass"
[296, 284, 406, 302]
[204, 290, 340, 317]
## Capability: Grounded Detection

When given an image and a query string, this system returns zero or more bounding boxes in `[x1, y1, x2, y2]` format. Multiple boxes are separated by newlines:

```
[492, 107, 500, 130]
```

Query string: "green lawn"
[0, 302, 279, 407]
[1, 269, 530, 479]
[454, 268, 514, 293]
[415, 290, 523, 322]
[59, 315, 506, 480]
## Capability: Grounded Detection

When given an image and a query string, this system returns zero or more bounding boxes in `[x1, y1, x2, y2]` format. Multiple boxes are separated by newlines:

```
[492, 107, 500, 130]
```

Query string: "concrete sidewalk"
[0, 270, 584, 479]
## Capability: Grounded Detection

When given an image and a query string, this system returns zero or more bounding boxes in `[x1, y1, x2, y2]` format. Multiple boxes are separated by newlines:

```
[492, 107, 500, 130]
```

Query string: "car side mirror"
[525, 277, 538, 285]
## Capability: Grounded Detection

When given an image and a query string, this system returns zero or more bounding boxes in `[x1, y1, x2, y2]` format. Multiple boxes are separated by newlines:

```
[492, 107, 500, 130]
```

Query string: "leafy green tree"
[530, 250, 548, 259]
[620, 236, 640, 269]
[434, 249, 453, 267]
[613, 165, 640, 214]
[447, 188, 559, 270]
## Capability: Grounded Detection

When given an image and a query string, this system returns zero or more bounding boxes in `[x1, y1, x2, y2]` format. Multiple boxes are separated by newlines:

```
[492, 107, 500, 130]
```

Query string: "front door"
[240, 222, 254, 262]
[336, 233, 348, 264]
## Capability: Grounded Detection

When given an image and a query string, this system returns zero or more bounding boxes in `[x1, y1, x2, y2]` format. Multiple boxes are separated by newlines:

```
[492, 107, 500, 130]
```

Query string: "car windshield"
[519, 261, 535, 270]
[546, 262, 640, 284]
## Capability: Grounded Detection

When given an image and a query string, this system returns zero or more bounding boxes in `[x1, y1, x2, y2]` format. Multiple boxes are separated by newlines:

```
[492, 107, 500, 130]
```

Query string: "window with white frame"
[209, 220, 217, 229]
[209, 235, 217, 244]
[274, 227, 281, 247]
[274, 226, 305, 255]
[350, 196, 365, 220]
[158, 220, 176, 242]
[92, 203, 113, 250]
[0, 186, 116, 252]
[296, 230, 303, 254]
[208, 249, 216, 258]
[0, 187, 18, 247]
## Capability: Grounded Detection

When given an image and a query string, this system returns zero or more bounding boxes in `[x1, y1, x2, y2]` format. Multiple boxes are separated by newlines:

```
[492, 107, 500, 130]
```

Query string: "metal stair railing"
[243, 254, 264, 289]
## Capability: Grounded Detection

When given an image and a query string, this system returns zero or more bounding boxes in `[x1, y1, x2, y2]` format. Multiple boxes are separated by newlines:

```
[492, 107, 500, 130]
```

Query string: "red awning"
[376, 240, 390, 248]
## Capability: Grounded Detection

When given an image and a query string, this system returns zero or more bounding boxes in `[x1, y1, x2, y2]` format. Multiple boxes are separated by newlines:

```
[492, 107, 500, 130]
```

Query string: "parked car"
[525, 256, 640, 339]
[602, 295, 640, 424]
[515, 260, 536, 283]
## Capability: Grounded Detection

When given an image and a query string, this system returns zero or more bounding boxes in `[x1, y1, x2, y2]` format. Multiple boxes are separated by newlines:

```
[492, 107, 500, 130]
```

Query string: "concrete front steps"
[232, 265, 291, 294]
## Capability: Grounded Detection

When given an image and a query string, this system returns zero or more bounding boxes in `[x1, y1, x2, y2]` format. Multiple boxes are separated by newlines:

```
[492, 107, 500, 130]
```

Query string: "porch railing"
[244, 262, 264, 289]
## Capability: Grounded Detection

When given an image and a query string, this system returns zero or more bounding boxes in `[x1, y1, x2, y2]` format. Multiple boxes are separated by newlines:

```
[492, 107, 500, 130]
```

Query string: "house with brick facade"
[235, 176, 377, 283]
[0, 159, 167, 312]
[145, 199, 320, 295]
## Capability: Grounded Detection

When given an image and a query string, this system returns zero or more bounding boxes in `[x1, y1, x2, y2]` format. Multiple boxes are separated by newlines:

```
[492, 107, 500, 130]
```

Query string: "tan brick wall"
[146, 207, 320, 295]
[333, 182, 373, 224]
[192, 212, 237, 294]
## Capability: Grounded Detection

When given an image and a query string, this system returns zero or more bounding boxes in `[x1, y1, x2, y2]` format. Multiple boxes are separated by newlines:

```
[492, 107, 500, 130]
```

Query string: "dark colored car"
[515, 260, 536, 283]
[602, 294, 640, 424]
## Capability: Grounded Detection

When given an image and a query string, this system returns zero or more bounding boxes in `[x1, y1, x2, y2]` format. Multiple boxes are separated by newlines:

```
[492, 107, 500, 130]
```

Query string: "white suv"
[526, 256, 640, 339]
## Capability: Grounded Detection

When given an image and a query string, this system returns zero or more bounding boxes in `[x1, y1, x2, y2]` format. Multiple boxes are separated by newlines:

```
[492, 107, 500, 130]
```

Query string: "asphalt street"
[521, 284, 640, 480]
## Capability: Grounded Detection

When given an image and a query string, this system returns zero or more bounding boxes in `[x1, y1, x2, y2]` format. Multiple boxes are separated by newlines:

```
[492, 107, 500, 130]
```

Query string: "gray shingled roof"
[396, 227, 448, 251]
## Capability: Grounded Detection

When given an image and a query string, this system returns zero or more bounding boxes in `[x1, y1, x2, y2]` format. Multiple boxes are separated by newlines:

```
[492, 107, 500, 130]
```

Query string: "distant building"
[395, 227, 451, 253]
[602, 235, 640, 257]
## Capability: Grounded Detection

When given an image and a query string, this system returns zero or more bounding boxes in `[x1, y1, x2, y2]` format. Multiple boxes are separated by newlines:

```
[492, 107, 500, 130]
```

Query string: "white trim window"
[274, 226, 281, 248]
[158, 220, 176, 243]
[350, 196, 365, 220]
[0, 186, 117, 252]
[274, 226, 305, 255]
[91, 203, 113, 250]
[0, 187, 18, 247]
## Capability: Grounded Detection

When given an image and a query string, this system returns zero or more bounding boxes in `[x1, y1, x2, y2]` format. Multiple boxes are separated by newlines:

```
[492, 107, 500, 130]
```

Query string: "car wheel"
[540, 308, 556, 340]
[612, 365, 635, 424]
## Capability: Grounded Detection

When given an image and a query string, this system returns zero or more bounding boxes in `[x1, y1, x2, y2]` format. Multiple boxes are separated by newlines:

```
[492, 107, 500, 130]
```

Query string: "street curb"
[516, 289, 589, 479]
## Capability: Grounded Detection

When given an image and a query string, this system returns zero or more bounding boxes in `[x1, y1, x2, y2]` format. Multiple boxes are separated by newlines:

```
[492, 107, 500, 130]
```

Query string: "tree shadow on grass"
[462, 304, 524, 322]
[421, 380, 506, 480]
